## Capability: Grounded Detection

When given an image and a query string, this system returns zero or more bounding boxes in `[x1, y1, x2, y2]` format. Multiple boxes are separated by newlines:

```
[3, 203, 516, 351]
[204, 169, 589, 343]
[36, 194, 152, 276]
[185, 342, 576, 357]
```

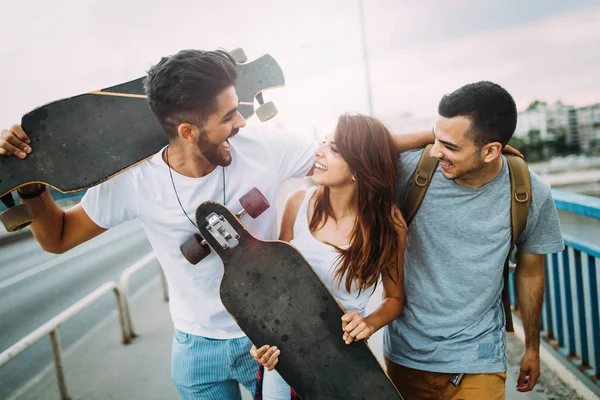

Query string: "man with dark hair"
[384, 81, 564, 399]
[438, 81, 518, 148]
[0, 49, 435, 399]
[145, 49, 238, 144]
[3, 49, 284, 399]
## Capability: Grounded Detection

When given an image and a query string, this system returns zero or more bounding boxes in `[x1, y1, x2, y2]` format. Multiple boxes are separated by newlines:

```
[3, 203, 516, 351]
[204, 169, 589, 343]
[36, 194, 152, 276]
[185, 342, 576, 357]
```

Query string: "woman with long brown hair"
[251, 113, 407, 399]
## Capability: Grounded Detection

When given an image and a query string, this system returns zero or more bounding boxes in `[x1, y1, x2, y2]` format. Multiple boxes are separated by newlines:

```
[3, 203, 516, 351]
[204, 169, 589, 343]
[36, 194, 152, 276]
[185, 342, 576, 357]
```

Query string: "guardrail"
[509, 189, 600, 392]
[119, 252, 167, 342]
[0, 252, 162, 400]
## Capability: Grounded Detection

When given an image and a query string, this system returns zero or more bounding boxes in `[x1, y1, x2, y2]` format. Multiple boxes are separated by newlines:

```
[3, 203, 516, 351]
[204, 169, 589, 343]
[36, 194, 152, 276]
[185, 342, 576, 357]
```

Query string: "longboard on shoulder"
[0, 48, 284, 232]
[184, 192, 404, 400]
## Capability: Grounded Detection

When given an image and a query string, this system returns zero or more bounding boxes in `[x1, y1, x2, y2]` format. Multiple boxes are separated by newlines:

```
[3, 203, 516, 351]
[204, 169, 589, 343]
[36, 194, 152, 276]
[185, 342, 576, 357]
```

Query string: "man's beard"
[197, 129, 236, 167]
[449, 159, 486, 182]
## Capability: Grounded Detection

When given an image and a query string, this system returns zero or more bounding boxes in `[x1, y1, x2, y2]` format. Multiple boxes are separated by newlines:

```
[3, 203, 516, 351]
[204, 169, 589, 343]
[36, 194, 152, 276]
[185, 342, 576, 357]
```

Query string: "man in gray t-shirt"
[384, 81, 564, 399]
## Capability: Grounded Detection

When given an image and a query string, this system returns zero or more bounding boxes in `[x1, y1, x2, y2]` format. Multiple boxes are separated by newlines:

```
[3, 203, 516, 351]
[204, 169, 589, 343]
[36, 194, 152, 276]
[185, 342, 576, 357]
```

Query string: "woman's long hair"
[309, 114, 404, 294]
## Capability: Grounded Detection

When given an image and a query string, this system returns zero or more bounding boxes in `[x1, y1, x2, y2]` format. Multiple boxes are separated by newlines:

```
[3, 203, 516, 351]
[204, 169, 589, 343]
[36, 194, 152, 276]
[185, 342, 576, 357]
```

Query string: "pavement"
[0, 219, 156, 398]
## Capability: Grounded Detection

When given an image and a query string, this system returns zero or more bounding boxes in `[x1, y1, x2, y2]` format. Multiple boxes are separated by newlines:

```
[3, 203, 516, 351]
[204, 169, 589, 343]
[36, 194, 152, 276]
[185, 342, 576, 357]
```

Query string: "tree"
[526, 100, 547, 111]
[552, 135, 568, 156]
[508, 137, 526, 155]
[526, 130, 542, 160]
[527, 129, 541, 144]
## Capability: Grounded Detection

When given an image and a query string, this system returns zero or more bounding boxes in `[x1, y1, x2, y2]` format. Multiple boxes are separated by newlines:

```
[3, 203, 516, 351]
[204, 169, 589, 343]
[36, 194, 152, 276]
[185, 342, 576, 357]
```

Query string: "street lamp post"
[358, 0, 374, 116]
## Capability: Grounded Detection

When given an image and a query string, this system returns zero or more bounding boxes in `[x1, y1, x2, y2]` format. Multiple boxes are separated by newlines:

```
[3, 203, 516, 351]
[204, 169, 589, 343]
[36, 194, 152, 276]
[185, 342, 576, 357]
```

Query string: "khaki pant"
[385, 357, 506, 400]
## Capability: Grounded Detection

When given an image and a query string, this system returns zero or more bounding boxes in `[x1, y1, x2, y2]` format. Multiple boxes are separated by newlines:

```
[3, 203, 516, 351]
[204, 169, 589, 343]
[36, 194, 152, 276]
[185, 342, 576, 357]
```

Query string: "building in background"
[515, 101, 579, 145]
[515, 100, 550, 142]
[576, 103, 600, 153]
[513, 100, 600, 156]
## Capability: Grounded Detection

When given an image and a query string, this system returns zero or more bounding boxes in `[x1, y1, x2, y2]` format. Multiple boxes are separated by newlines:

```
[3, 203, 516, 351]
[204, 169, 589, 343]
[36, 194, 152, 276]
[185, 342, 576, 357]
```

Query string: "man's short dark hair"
[438, 81, 517, 147]
[144, 49, 237, 139]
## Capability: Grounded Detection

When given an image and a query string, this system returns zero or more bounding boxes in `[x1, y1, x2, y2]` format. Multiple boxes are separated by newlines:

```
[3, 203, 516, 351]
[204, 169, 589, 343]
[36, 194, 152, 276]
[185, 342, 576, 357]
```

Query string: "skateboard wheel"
[239, 188, 270, 219]
[0, 204, 34, 232]
[180, 234, 211, 265]
[256, 101, 278, 122]
[230, 48, 248, 63]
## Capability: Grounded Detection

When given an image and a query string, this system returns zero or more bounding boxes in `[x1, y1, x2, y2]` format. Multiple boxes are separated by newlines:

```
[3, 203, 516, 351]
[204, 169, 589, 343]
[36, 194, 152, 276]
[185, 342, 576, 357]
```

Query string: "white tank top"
[290, 186, 371, 316]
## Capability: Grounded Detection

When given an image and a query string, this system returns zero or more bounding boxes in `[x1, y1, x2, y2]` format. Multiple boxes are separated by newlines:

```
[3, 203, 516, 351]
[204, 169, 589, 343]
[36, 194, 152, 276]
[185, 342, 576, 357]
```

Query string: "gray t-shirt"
[383, 149, 564, 374]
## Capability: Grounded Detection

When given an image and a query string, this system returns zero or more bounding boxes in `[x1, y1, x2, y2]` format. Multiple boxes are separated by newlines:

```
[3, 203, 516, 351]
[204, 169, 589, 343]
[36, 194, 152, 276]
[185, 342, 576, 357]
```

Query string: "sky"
[2, 0, 599, 138]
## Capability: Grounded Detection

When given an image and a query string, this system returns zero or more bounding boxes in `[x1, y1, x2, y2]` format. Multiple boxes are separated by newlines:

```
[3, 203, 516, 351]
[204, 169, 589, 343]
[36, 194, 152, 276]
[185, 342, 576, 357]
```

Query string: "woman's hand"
[250, 344, 281, 371]
[341, 311, 375, 344]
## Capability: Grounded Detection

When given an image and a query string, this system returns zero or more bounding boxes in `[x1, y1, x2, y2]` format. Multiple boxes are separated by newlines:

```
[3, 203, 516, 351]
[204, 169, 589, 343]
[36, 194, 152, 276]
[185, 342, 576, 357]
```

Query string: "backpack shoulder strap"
[503, 154, 532, 332]
[506, 155, 532, 247]
[403, 145, 439, 226]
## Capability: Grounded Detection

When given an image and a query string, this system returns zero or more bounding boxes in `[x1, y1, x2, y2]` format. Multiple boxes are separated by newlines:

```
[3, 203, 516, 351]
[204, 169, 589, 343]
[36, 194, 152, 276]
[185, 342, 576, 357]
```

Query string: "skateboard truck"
[180, 187, 270, 265]
[206, 213, 240, 249]
[0, 193, 34, 232]
[230, 47, 280, 122]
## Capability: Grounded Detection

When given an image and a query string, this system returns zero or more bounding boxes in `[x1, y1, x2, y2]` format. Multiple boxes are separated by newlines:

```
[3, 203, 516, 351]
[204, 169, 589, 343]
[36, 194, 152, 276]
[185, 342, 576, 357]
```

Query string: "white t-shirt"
[262, 186, 373, 398]
[291, 186, 370, 316]
[81, 126, 317, 339]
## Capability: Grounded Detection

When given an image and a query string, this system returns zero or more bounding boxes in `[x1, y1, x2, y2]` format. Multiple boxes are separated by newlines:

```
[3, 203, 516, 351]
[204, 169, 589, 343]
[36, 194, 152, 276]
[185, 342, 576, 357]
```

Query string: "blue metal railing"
[509, 189, 600, 388]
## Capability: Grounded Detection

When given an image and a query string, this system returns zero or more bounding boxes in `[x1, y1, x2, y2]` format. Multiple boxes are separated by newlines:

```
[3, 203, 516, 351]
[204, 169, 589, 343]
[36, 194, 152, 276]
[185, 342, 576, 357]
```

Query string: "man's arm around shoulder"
[392, 130, 434, 154]
[21, 186, 106, 254]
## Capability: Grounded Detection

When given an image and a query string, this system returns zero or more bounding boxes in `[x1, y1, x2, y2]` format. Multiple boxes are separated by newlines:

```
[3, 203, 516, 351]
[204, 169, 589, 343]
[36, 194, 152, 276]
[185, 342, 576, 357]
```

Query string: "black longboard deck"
[196, 202, 403, 400]
[0, 53, 284, 198]
[2, 91, 165, 195]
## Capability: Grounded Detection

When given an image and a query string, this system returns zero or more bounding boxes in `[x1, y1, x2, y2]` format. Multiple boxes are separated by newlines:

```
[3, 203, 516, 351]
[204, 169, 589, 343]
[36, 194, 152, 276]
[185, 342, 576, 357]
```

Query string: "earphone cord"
[165, 146, 226, 230]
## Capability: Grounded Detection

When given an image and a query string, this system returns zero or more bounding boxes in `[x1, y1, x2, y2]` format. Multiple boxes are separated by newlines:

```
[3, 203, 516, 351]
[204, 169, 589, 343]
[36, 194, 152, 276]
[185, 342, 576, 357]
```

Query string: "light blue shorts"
[262, 368, 292, 400]
[171, 329, 259, 399]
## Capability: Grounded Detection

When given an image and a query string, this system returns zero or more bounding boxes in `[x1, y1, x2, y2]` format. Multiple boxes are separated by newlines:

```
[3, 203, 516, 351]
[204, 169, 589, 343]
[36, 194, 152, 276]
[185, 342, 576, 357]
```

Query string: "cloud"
[1, 1, 598, 138]
[267, 5, 600, 135]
